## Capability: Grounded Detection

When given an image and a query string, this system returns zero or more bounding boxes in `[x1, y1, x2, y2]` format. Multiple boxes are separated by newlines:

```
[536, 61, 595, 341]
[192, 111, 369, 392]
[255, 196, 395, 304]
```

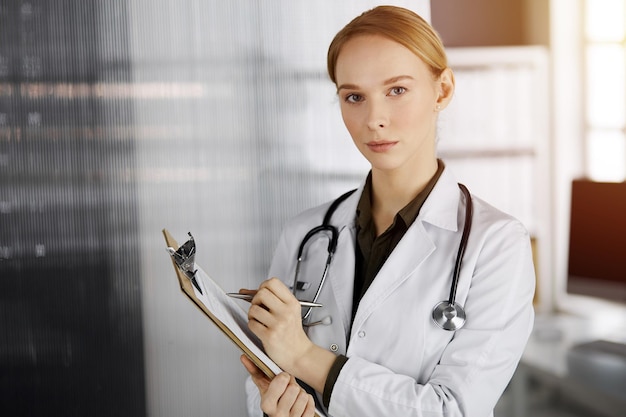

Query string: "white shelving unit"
[440, 46, 552, 313]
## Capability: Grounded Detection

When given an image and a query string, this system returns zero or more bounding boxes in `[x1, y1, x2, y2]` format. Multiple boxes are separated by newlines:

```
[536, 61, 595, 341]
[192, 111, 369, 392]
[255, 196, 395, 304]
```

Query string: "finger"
[254, 281, 299, 319]
[261, 277, 299, 305]
[303, 395, 316, 417]
[253, 285, 284, 311]
[285, 374, 315, 417]
[248, 302, 275, 328]
[250, 288, 294, 330]
[240, 354, 261, 376]
[276, 378, 301, 415]
[261, 373, 290, 415]
[240, 355, 270, 392]
[289, 388, 313, 417]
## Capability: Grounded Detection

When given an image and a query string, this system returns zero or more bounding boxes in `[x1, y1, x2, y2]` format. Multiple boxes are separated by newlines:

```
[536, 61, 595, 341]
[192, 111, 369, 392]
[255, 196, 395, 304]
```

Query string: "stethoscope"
[292, 183, 473, 331]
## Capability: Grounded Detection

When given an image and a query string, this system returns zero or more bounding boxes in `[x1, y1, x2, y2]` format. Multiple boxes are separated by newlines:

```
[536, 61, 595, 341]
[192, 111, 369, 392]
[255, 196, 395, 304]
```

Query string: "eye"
[388, 86, 406, 96]
[344, 93, 363, 104]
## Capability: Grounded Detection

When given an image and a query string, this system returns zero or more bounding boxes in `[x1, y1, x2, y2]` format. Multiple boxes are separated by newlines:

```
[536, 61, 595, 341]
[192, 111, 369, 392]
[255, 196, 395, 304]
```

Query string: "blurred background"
[0, 0, 624, 416]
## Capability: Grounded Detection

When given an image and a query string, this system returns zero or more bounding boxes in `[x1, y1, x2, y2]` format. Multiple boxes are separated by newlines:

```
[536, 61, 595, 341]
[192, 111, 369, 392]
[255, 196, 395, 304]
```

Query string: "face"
[334, 35, 453, 175]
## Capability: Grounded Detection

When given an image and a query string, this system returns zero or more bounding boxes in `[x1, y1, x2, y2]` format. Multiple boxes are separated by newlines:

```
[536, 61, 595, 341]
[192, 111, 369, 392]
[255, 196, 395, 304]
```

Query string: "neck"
[370, 158, 438, 223]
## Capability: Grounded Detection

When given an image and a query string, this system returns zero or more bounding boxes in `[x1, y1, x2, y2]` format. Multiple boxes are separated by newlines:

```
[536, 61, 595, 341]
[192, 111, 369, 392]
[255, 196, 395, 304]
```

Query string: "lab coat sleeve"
[328, 218, 535, 417]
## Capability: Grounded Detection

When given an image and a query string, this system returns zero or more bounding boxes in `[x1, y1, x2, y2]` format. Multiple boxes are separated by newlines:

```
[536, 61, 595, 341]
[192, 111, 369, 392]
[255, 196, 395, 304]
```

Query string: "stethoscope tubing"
[293, 190, 356, 321]
[448, 183, 473, 305]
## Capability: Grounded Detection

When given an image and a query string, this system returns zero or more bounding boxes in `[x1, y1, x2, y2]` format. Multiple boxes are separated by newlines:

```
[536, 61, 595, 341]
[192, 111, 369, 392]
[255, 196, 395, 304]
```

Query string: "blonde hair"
[327, 6, 449, 84]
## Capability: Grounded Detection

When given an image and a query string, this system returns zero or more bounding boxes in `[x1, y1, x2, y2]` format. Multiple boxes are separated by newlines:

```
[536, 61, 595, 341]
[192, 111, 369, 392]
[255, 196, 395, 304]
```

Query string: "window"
[584, 0, 626, 181]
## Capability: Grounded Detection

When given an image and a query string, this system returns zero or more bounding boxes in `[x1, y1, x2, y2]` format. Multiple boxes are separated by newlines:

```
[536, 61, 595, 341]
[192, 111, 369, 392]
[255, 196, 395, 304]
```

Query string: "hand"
[240, 278, 338, 394]
[241, 355, 316, 417]
[245, 278, 313, 373]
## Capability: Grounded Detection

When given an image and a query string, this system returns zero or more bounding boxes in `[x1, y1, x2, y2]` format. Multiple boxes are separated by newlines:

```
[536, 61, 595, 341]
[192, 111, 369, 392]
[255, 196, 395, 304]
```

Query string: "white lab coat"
[246, 167, 535, 417]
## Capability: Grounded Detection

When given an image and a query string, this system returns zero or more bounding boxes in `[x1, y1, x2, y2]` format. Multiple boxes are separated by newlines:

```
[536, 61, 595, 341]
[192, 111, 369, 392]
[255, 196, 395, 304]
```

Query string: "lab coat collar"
[419, 166, 462, 233]
[330, 166, 462, 233]
[329, 181, 366, 230]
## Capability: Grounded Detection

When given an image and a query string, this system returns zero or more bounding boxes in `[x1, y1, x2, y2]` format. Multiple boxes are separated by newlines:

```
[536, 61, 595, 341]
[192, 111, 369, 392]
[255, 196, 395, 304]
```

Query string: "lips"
[366, 140, 397, 153]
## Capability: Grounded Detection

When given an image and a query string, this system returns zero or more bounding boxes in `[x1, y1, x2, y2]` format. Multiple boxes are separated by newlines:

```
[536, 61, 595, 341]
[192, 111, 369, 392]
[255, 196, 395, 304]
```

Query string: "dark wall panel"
[0, 1, 145, 415]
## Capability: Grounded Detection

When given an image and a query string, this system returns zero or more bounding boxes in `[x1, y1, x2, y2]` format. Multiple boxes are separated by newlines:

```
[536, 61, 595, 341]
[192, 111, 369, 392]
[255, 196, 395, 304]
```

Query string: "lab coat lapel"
[350, 168, 461, 333]
[325, 186, 362, 338]
[351, 222, 435, 332]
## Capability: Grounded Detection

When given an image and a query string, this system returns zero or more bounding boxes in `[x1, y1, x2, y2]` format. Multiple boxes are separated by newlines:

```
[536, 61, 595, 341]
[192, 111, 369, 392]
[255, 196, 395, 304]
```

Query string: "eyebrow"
[336, 75, 415, 93]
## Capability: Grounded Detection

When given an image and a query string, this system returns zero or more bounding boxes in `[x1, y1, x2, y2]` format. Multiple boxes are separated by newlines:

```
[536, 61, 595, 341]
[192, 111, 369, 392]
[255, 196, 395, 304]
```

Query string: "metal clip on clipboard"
[166, 232, 203, 294]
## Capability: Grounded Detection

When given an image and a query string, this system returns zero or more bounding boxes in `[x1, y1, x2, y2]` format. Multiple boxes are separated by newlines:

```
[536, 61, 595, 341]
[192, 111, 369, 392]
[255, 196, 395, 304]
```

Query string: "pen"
[227, 293, 323, 308]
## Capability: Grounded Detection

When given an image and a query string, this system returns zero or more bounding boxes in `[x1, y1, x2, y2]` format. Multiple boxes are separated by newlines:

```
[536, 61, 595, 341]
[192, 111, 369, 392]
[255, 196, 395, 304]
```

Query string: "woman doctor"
[240, 5, 536, 417]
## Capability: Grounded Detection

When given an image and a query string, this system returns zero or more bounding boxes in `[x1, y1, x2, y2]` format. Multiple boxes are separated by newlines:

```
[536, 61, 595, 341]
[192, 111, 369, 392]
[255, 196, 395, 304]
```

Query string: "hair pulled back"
[327, 6, 448, 84]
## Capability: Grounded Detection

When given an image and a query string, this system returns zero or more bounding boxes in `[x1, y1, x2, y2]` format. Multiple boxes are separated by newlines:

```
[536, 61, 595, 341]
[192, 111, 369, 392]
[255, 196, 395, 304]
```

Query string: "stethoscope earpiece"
[432, 301, 466, 331]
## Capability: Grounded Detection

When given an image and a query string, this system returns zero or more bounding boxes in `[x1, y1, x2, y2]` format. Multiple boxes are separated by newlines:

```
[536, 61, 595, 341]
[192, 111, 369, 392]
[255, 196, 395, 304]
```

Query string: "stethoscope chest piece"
[432, 300, 466, 331]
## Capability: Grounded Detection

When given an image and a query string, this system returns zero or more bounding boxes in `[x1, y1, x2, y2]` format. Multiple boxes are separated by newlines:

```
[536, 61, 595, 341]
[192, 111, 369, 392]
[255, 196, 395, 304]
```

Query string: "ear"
[435, 67, 455, 111]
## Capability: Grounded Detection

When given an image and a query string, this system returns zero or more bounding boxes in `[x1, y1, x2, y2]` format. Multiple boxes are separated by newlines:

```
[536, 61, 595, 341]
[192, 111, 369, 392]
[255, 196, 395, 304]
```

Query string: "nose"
[366, 99, 388, 131]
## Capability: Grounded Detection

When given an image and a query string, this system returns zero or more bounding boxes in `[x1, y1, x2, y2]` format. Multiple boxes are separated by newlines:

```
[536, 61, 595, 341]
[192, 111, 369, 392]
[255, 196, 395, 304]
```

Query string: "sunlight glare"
[585, 0, 624, 41]
[588, 130, 626, 181]
[586, 45, 626, 128]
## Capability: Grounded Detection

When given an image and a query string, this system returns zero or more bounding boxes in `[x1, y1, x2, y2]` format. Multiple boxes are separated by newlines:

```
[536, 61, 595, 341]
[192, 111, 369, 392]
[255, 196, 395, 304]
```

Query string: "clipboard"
[162, 229, 323, 417]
